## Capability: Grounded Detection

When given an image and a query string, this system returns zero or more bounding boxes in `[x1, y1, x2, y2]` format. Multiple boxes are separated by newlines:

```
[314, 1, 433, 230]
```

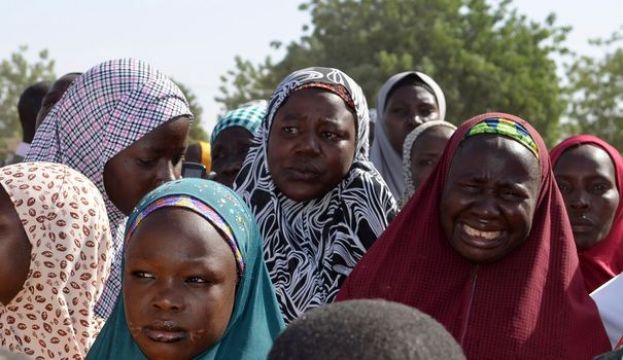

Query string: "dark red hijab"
[337, 113, 610, 359]
[551, 135, 623, 294]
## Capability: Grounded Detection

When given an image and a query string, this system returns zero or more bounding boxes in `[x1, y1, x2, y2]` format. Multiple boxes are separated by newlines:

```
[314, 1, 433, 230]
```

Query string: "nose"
[155, 159, 176, 185]
[471, 193, 500, 220]
[295, 132, 320, 155]
[151, 282, 185, 312]
[569, 190, 590, 210]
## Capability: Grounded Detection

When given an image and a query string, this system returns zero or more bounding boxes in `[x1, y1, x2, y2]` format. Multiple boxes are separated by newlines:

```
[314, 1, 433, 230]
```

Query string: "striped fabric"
[465, 117, 539, 159]
[26, 58, 192, 318]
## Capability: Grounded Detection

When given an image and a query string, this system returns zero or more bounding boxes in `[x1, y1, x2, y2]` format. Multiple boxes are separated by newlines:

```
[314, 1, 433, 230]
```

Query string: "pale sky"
[1, 0, 620, 132]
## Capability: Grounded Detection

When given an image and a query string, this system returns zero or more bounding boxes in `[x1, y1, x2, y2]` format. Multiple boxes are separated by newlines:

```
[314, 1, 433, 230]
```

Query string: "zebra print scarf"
[235, 67, 397, 323]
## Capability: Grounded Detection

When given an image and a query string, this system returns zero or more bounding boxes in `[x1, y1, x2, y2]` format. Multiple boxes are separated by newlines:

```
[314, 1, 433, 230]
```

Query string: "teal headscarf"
[211, 103, 266, 144]
[86, 178, 285, 360]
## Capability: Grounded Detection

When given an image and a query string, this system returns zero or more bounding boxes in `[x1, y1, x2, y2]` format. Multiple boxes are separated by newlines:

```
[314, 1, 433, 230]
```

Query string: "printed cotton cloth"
[0, 162, 112, 359]
[235, 67, 397, 323]
[26, 58, 192, 318]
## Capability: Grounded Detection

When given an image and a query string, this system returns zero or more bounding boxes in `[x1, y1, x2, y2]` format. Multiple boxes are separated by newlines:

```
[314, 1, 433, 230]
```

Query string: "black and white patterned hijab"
[234, 67, 397, 323]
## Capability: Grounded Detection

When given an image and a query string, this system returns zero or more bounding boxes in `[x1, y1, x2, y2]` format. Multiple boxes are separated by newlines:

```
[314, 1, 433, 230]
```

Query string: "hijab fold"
[551, 135, 623, 293]
[370, 71, 446, 198]
[235, 67, 397, 323]
[86, 179, 284, 360]
[338, 113, 610, 359]
[26, 58, 193, 318]
[0, 162, 112, 359]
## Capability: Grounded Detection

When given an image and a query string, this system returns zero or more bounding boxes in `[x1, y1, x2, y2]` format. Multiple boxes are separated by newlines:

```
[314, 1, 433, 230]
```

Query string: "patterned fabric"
[25, 58, 192, 318]
[465, 117, 539, 159]
[401, 120, 456, 205]
[551, 135, 623, 293]
[86, 178, 284, 360]
[210, 103, 266, 144]
[126, 195, 244, 274]
[337, 113, 610, 359]
[234, 67, 397, 323]
[370, 71, 447, 199]
[0, 162, 113, 359]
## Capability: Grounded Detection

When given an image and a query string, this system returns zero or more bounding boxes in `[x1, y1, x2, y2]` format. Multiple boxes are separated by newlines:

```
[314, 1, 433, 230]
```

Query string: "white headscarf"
[369, 71, 446, 198]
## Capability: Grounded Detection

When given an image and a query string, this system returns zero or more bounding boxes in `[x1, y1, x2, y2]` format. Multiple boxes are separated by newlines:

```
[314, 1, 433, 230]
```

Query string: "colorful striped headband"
[125, 195, 244, 275]
[465, 117, 539, 159]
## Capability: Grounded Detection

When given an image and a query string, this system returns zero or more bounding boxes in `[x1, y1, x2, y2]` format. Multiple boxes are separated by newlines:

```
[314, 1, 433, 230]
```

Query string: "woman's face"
[124, 207, 238, 360]
[212, 127, 254, 187]
[440, 136, 541, 263]
[104, 116, 191, 215]
[409, 126, 454, 191]
[0, 186, 31, 305]
[383, 84, 439, 154]
[267, 88, 357, 202]
[554, 144, 620, 250]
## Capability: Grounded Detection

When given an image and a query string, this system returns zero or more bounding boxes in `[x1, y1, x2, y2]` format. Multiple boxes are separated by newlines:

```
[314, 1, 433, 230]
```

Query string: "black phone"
[182, 161, 207, 179]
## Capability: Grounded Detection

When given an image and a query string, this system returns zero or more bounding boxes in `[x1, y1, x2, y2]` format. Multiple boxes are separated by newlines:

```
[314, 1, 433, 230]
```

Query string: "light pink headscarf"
[0, 162, 112, 359]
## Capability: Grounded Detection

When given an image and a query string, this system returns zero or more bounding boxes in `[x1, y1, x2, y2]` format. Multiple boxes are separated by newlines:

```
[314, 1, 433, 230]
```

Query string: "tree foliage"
[174, 81, 210, 142]
[564, 32, 623, 151]
[0, 46, 55, 156]
[217, 0, 570, 145]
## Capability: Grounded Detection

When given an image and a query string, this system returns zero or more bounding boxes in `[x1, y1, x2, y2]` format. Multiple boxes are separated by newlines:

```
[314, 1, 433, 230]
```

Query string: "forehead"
[450, 135, 541, 181]
[555, 144, 616, 175]
[213, 126, 254, 146]
[387, 83, 436, 104]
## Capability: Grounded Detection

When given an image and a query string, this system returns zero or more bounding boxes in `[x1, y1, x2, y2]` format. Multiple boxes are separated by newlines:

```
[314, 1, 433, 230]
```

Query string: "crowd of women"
[1, 57, 622, 359]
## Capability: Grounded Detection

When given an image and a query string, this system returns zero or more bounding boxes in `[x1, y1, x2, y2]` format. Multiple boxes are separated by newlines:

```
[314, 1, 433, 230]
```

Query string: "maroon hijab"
[337, 113, 610, 359]
[551, 135, 623, 293]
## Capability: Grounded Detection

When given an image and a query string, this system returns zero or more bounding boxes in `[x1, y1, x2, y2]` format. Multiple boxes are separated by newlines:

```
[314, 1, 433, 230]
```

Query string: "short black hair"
[268, 300, 466, 360]
[17, 81, 50, 143]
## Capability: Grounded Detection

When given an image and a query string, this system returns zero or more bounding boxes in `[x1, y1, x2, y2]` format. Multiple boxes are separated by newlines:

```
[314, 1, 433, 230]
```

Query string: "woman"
[235, 67, 396, 323]
[551, 135, 623, 293]
[337, 113, 610, 359]
[370, 71, 446, 199]
[401, 120, 456, 205]
[0, 162, 112, 359]
[211, 102, 266, 187]
[86, 179, 284, 360]
[26, 58, 193, 318]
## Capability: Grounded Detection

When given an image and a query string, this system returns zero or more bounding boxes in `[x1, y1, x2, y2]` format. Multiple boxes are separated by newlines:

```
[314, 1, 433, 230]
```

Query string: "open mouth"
[459, 223, 505, 249]
[143, 323, 187, 343]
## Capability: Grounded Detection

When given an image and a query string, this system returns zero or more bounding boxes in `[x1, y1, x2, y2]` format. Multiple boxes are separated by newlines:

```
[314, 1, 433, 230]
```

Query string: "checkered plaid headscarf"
[26, 58, 192, 318]
[211, 102, 266, 143]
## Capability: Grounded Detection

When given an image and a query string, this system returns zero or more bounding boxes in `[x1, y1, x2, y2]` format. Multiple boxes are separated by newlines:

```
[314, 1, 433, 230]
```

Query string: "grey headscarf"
[369, 71, 446, 198]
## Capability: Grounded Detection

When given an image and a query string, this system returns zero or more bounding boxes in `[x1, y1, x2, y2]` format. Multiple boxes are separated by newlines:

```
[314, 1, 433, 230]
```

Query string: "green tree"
[0, 46, 55, 157]
[564, 32, 623, 151]
[218, 0, 569, 144]
[174, 81, 210, 142]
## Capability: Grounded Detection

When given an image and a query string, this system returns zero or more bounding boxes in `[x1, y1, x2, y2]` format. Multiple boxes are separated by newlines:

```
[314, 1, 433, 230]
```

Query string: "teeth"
[463, 224, 501, 240]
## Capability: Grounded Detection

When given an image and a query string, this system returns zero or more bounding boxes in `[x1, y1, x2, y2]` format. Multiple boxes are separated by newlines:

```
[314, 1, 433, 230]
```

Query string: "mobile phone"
[182, 161, 207, 179]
